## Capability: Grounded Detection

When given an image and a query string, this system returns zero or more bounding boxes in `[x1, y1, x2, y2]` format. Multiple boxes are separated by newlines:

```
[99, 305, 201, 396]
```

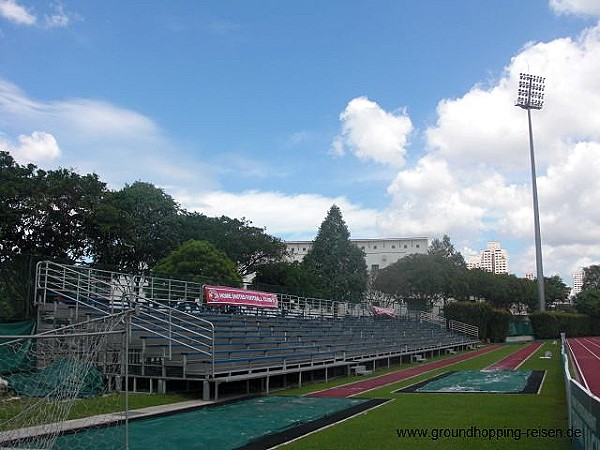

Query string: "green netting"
[7, 359, 104, 398]
[52, 396, 368, 450]
[507, 317, 534, 336]
[0, 320, 35, 375]
[417, 370, 532, 393]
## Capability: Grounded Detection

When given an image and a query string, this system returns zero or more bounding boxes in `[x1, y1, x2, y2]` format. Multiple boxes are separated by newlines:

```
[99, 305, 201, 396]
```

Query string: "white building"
[285, 237, 428, 271]
[467, 241, 509, 275]
[572, 271, 584, 295]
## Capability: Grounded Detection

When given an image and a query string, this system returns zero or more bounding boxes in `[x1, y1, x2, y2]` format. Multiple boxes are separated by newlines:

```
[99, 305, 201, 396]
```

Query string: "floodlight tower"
[515, 73, 546, 311]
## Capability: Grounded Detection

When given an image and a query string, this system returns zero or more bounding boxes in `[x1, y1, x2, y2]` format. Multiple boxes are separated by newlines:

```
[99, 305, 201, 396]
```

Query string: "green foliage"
[252, 261, 317, 296]
[544, 275, 570, 306]
[575, 288, 600, 315]
[444, 301, 510, 342]
[302, 205, 368, 302]
[152, 240, 241, 285]
[374, 254, 470, 310]
[529, 311, 592, 339]
[0, 152, 107, 263]
[428, 234, 466, 267]
[177, 213, 286, 276]
[91, 181, 180, 273]
[582, 264, 600, 291]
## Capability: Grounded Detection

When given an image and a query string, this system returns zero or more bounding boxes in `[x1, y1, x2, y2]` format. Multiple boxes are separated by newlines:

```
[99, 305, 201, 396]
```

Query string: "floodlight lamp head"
[515, 72, 545, 110]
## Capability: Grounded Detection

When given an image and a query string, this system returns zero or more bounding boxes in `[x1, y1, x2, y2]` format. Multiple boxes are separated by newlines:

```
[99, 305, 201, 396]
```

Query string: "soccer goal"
[0, 311, 133, 450]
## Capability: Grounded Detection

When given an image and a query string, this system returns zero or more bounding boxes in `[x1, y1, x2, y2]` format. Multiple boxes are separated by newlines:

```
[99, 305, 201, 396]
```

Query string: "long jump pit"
[396, 369, 545, 395]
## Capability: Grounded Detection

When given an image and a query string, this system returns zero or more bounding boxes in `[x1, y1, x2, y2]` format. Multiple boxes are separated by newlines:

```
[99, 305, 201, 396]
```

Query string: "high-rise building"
[573, 271, 584, 295]
[467, 241, 509, 275]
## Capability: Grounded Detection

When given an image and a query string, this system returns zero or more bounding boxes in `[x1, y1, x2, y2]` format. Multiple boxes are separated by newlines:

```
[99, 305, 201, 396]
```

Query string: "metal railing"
[448, 319, 479, 339]
[36, 261, 215, 376]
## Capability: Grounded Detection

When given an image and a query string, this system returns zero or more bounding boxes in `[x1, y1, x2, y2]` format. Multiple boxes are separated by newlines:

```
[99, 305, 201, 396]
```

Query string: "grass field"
[279, 341, 571, 450]
[0, 393, 196, 431]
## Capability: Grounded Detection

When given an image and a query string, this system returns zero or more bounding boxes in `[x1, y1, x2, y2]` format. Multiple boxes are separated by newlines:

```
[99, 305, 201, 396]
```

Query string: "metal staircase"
[35, 261, 216, 392]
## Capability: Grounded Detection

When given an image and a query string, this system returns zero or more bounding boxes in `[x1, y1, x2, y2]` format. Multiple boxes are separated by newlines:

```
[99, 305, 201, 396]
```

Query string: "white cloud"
[3, 130, 61, 163]
[44, 2, 71, 28]
[332, 96, 413, 167]
[0, 0, 75, 28]
[0, 78, 214, 191]
[177, 189, 379, 240]
[0, 0, 35, 25]
[550, 0, 600, 17]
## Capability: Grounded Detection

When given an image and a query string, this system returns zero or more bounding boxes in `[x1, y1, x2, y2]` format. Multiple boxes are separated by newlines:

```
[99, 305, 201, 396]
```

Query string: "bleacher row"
[38, 298, 475, 387]
[131, 311, 474, 381]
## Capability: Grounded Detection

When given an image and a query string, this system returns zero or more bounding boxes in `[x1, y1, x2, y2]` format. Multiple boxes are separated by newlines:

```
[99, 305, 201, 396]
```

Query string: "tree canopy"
[582, 265, 600, 291]
[177, 213, 286, 276]
[428, 234, 466, 267]
[153, 240, 241, 285]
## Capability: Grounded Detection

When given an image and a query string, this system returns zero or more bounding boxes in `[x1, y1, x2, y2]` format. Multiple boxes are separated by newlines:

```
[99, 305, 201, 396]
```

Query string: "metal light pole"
[515, 73, 546, 311]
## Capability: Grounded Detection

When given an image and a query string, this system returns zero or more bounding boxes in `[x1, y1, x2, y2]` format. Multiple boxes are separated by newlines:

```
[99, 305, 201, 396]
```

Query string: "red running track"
[567, 337, 600, 397]
[485, 342, 543, 370]
[309, 345, 501, 398]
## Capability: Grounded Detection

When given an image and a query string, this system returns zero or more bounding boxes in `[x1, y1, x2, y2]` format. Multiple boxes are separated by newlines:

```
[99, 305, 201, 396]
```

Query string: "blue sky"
[2, 0, 600, 285]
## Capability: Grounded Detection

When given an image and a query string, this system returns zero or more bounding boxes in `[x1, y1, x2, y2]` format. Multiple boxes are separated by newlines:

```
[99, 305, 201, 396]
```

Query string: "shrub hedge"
[444, 301, 511, 342]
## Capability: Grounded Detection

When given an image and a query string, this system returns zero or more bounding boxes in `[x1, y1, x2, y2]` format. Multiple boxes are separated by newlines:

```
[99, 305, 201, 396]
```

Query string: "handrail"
[36, 261, 215, 372]
[448, 319, 479, 339]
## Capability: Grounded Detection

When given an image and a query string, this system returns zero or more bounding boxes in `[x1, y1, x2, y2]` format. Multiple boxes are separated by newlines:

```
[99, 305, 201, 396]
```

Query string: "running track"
[309, 345, 501, 398]
[485, 342, 543, 370]
[567, 337, 600, 396]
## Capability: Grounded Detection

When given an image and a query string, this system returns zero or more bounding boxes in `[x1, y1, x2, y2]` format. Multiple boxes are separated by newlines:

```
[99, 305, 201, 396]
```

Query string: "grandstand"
[34, 261, 479, 401]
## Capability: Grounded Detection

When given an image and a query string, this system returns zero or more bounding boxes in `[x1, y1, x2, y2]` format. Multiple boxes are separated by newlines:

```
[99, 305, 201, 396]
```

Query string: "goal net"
[0, 312, 131, 449]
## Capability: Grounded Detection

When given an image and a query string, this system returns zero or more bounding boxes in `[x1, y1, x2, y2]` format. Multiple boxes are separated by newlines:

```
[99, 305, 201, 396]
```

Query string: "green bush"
[529, 311, 592, 339]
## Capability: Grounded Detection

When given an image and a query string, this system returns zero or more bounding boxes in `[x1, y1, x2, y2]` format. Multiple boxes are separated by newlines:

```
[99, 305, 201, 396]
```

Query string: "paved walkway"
[309, 345, 502, 398]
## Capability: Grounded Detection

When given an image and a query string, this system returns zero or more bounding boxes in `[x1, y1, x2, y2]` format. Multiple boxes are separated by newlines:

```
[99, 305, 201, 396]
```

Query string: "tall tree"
[0, 152, 106, 263]
[91, 181, 180, 273]
[428, 234, 466, 267]
[582, 265, 600, 291]
[302, 205, 368, 302]
[544, 275, 570, 306]
[575, 288, 600, 316]
[374, 253, 469, 310]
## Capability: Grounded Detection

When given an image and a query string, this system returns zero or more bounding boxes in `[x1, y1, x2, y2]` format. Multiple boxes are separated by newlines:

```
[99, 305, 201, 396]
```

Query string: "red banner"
[371, 306, 397, 317]
[203, 285, 279, 309]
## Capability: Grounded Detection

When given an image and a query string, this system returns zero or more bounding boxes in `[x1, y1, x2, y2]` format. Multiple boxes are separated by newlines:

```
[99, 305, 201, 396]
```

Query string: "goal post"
[0, 311, 133, 450]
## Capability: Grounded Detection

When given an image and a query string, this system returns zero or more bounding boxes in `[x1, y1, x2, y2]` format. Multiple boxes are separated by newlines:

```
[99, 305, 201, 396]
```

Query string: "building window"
[416, 244, 420, 248]
[371, 264, 379, 271]
[373, 245, 377, 249]
[302, 247, 306, 252]
[392, 245, 396, 249]
[404, 244, 407, 249]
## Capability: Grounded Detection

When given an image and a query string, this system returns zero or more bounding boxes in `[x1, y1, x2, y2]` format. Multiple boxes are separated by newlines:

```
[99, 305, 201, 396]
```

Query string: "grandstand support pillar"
[215, 382, 220, 401]
[298, 372, 302, 388]
[203, 380, 210, 401]
[266, 376, 270, 395]
[325, 367, 328, 383]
